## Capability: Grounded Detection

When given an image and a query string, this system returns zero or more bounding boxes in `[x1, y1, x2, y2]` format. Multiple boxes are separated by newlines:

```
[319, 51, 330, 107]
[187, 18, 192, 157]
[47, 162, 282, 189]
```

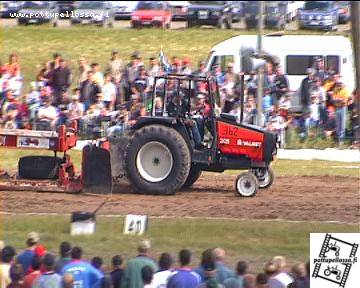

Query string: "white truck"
[205, 34, 355, 110]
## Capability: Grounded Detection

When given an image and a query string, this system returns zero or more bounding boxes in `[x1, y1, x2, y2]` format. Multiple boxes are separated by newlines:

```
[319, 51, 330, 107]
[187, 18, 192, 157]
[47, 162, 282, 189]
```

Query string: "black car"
[1, 1, 23, 18]
[56, 1, 76, 18]
[264, 2, 286, 30]
[18, 1, 57, 25]
[243, 1, 260, 29]
[187, 1, 242, 29]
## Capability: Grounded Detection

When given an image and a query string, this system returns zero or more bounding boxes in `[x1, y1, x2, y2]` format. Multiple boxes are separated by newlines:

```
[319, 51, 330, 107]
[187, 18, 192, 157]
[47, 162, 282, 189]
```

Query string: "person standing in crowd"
[182, 58, 192, 75]
[290, 263, 309, 288]
[223, 261, 248, 288]
[91, 63, 104, 87]
[78, 56, 91, 85]
[149, 253, 174, 288]
[7, 264, 24, 288]
[148, 57, 161, 88]
[331, 75, 350, 144]
[194, 60, 207, 77]
[313, 57, 327, 82]
[0, 246, 16, 287]
[102, 73, 116, 110]
[91, 257, 112, 288]
[273, 66, 289, 104]
[67, 89, 85, 120]
[16, 232, 40, 275]
[123, 51, 142, 101]
[197, 261, 223, 288]
[52, 59, 72, 106]
[311, 77, 327, 125]
[106, 50, 124, 78]
[23, 257, 41, 288]
[300, 68, 315, 113]
[110, 255, 124, 288]
[54, 242, 72, 274]
[268, 256, 293, 288]
[167, 249, 201, 288]
[121, 240, 158, 288]
[61, 246, 103, 288]
[33, 254, 62, 288]
[132, 66, 149, 104]
[142, 266, 154, 288]
[256, 273, 269, 288]
[4, 54, 21, 77]
[212, 248, 234, 284]
[80, 71, 102, 110]
[36, 96, 58, 130]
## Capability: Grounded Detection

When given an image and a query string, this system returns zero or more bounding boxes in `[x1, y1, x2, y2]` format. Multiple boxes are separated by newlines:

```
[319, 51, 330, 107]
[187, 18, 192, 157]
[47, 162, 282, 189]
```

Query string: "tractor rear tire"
[18, 156, 62, 180]
[182, 165, 202, 189]
[125, 125, 191, 195]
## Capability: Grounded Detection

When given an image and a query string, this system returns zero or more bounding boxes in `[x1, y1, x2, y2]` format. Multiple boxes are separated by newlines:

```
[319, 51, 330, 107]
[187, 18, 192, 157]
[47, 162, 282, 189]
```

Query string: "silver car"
[71, 1, 114, 27]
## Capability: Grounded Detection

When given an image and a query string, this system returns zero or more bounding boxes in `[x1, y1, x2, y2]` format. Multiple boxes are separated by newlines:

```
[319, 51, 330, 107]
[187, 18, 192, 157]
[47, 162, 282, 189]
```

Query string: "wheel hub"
[136, 141, 173, 183]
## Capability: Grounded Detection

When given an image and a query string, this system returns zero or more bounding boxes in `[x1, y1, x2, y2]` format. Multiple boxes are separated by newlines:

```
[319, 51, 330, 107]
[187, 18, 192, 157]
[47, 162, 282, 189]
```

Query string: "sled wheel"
[251, 167, 274, 189]
[18, 156, 62, 180]
[125, 125, 191, 195]
[182, 164, 202, 189]
[235, 172, 259, 197]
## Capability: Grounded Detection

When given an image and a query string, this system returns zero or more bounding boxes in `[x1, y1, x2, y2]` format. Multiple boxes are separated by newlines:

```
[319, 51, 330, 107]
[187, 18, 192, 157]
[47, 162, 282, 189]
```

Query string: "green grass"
[0, 25, 349, 90]
[1, 148, 358, 177]
[1, 215, 358, 273]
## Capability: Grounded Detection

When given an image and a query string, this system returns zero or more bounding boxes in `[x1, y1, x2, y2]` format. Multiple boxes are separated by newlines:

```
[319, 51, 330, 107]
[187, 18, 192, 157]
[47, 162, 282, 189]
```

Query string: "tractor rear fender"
[132, 117, 194, 153]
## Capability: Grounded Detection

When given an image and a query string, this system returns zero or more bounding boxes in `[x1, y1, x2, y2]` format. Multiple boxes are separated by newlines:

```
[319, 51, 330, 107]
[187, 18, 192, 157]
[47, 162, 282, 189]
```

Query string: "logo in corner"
[311, 233, 359, 288]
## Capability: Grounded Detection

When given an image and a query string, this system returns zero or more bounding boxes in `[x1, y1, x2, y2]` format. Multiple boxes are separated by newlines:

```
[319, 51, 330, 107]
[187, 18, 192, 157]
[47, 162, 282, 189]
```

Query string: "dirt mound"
[1, 175, 358, 223]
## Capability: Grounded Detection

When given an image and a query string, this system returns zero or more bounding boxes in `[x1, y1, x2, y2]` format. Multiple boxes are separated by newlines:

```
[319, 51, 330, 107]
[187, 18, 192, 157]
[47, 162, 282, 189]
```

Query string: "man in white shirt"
[37, 97, 58, 130]
[67, 89, 85, 119]
[148, 253, 174, 288]
[102, 73, 116, 110]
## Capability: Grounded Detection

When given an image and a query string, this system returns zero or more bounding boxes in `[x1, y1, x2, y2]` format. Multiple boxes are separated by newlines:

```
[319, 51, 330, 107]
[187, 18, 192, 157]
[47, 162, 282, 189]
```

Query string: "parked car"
[131, 1, 172, 29]
[71, 1, 114, 27]
[112, 1, 138, 20]
[298, 1, 339, 31]
[243, 0, 260, 29]
[55, 1, 76, 19]
[264, 2, 286, 30]
[17, 1, 57, 25]
[1, 1, 23, 18]
[336, 1, 350, 24]
[168, 1, 190, 21]
[187, 1, 241, 29]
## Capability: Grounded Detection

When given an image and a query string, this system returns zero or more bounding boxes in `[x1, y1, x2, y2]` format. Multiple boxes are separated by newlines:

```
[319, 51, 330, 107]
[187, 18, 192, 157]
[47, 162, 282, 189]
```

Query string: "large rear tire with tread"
[182, 164, 202, 189]
[18, 156, 62, 180]
[125, 125, 191, 195]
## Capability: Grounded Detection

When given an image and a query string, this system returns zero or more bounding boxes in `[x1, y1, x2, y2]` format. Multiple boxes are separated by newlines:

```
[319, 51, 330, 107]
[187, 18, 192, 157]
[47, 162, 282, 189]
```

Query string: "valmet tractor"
[0, 74, 277, 197]
[105, 74, 277, 196]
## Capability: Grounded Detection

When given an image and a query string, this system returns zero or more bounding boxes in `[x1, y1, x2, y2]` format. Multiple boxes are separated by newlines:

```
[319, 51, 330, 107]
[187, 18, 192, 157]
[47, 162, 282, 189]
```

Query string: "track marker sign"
[123, 215, 148, 235]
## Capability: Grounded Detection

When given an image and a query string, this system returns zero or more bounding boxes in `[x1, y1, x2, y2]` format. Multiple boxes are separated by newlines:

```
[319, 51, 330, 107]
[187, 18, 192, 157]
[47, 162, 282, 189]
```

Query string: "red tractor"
[96, 74, 278, 196]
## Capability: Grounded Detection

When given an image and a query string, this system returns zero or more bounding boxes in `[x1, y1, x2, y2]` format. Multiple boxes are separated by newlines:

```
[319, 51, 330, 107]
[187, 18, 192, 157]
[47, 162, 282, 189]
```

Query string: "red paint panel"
[216, 121, 264, 162]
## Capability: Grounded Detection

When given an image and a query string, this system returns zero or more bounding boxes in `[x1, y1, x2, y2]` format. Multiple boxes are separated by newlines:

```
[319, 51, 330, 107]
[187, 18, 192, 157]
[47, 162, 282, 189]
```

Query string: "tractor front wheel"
[235, 172, 259, 197]
[251, 167, 274, 189]
[125, 125, 191, 195]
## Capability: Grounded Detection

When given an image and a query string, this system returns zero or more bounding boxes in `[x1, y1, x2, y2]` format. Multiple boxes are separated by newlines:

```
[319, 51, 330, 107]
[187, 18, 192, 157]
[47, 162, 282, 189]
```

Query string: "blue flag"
[159, 49, 171, 74]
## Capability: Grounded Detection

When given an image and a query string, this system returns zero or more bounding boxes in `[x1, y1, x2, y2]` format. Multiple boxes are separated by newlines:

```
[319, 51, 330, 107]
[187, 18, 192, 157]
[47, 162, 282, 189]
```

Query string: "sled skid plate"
[82, 145, 112, 194]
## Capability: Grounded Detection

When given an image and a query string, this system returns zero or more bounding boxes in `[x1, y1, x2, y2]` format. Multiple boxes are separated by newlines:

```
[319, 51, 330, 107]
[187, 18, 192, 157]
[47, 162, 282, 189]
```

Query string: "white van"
[205, 34, 355, 107]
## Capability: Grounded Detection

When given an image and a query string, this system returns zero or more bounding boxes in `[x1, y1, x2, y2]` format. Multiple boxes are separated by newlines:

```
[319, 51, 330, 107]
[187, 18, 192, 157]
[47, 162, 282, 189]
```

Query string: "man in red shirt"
[23, 257, 41, 288]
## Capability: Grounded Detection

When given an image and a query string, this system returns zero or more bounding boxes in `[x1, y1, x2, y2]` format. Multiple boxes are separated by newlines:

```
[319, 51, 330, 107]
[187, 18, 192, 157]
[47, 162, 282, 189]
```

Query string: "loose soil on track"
[1, 175, 358, 223]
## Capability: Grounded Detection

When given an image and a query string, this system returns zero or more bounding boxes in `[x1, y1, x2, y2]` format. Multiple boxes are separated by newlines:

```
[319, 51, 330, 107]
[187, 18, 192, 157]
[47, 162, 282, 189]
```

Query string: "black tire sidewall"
[182, 164, 202, 189]
[125, 125, 191, 195]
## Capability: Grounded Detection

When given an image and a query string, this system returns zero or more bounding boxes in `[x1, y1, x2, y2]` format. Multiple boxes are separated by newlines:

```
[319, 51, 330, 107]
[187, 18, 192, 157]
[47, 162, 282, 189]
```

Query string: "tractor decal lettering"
[217, 121, 264, 162]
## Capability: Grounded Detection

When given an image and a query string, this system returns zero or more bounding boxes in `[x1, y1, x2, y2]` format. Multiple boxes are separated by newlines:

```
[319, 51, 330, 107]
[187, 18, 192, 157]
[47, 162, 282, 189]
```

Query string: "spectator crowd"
[0, 232, 310, 288]
[0, 51, 357, 146]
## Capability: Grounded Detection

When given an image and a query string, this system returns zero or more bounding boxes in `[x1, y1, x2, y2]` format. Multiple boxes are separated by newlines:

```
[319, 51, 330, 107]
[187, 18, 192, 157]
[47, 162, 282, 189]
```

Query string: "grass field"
[1, 148, 358, 177]
[1, 215, 358, 273]
[0, 25, 349, 91]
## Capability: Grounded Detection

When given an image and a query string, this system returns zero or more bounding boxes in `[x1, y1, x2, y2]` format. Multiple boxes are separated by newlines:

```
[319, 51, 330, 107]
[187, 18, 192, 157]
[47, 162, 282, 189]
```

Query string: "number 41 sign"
[123, 215, 148, 235]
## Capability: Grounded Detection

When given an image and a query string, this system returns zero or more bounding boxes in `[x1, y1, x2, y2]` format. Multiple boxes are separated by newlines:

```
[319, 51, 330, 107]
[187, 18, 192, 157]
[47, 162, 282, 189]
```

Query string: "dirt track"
[1, 174, 358, 223]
